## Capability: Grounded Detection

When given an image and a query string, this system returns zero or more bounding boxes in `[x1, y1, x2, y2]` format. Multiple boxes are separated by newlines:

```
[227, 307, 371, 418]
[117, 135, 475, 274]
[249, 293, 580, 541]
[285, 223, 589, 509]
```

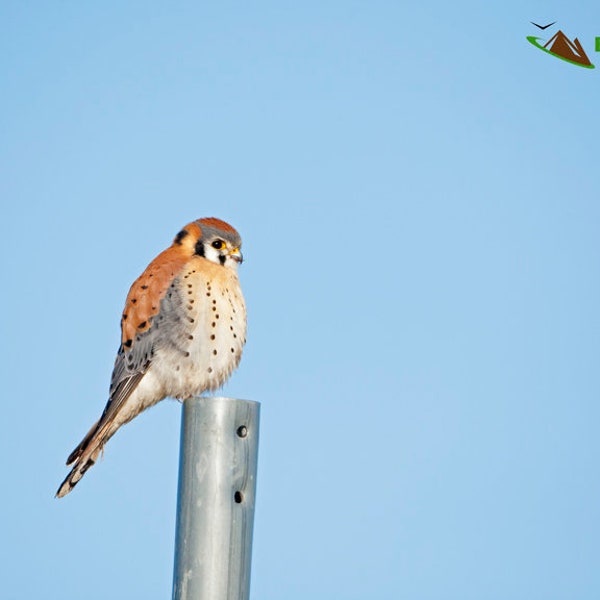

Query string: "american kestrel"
[56, 217, 246, 498]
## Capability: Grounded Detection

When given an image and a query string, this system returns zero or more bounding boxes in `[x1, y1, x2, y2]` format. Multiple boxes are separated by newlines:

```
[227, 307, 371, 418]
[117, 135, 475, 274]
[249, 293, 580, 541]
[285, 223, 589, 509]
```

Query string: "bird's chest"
[185, 271, 246, 373]
[154, 267, 246, 396]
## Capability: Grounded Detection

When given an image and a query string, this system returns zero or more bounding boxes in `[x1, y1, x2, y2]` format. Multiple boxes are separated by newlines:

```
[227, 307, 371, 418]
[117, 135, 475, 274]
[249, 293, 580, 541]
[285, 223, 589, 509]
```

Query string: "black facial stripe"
[219, 254, 226, 265]
[174, 229, 189, 245]
[195, 240, 205, 256]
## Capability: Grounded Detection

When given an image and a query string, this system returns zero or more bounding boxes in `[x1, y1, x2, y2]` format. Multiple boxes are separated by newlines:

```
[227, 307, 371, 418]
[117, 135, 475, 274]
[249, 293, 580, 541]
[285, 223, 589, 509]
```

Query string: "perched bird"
[56, 217, 246, 498]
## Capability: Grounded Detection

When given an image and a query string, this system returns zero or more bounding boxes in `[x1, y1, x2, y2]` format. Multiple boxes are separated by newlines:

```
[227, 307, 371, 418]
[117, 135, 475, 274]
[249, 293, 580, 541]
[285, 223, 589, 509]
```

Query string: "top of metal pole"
[172, 397, 260, 600]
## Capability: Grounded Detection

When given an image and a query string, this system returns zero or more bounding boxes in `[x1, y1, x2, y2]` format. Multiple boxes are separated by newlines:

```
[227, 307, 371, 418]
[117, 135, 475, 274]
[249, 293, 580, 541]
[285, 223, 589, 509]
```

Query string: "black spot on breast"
[141, 285, 148, 290]
[174, 229, 189, 245]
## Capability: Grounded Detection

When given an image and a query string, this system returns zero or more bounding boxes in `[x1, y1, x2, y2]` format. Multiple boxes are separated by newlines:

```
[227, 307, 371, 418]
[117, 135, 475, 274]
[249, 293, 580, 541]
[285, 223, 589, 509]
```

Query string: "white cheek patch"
[202, 245, 240, 271]
[203, 246, 222, 265]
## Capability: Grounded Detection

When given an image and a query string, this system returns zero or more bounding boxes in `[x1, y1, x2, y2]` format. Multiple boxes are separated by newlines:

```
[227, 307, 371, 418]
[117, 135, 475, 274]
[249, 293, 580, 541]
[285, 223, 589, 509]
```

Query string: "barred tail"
[56, 419, 119, 498]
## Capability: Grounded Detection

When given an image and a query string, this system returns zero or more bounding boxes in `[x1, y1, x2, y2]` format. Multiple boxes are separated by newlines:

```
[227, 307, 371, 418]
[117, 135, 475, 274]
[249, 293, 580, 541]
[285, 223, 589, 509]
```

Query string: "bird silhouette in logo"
[531, 21, 556, 30]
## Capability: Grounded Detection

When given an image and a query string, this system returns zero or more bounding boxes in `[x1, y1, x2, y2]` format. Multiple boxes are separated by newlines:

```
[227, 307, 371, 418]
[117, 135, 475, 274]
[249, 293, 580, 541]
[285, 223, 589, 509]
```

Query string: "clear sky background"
[1, 2, 599, 599]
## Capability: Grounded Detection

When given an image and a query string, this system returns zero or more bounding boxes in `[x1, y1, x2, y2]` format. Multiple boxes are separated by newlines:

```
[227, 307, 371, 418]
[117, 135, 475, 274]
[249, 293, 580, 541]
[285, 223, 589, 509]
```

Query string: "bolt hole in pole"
[172, 397, 260, 600]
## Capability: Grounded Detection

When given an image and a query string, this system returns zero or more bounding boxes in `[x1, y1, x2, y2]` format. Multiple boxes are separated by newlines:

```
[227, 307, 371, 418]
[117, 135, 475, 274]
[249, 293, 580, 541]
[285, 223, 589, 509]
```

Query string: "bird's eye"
[212, 240, 224, 250]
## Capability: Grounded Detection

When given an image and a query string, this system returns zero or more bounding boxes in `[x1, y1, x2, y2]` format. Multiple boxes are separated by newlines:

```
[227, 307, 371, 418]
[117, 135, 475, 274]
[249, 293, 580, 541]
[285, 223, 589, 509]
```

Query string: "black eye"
[212, 240, 224, 250]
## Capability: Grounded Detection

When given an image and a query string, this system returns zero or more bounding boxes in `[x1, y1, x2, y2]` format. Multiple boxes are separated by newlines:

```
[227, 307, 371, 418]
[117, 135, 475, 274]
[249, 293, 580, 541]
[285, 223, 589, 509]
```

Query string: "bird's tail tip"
[55, 449, 101, 499]
[55, 481, 72, 499]
[55, 466, 84, 498]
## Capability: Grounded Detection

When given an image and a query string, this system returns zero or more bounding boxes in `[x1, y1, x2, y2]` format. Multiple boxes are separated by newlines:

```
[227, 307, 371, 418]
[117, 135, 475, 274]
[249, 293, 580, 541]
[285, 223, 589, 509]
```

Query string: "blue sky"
[1, 2, 599, 598]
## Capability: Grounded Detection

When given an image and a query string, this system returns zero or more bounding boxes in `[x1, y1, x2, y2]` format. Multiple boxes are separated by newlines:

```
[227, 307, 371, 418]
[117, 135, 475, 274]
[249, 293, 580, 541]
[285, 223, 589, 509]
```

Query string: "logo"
[527, 21, 597, 69]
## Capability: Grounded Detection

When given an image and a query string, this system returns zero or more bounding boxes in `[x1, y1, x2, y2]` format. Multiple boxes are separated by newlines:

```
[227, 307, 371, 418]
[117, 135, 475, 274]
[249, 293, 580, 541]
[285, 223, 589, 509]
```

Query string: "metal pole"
[172, 397, 260, 600]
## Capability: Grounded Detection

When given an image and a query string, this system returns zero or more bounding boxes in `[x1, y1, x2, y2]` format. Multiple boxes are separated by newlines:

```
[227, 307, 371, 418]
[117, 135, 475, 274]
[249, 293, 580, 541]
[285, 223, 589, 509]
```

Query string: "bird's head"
[174, 217, 243, 270]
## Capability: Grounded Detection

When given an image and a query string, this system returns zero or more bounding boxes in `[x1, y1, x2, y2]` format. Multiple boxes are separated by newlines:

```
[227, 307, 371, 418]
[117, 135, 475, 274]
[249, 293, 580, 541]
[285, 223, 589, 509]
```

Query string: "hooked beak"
[229, 247, 243, 264]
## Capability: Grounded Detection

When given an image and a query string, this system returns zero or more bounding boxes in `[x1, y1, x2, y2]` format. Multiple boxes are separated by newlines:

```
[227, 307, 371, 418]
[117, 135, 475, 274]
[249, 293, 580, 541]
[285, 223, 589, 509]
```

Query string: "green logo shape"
[527, 35, 595, 69]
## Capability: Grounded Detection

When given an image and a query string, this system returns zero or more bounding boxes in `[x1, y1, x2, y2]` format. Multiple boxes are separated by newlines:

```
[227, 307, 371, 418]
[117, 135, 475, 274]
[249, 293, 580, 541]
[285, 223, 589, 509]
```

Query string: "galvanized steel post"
[172, 397, 260, 600]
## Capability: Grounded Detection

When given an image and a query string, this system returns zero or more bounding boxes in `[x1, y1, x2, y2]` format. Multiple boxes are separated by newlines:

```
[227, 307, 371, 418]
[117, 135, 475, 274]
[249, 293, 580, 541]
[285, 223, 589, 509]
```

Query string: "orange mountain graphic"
[543, 30, 592, 66]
